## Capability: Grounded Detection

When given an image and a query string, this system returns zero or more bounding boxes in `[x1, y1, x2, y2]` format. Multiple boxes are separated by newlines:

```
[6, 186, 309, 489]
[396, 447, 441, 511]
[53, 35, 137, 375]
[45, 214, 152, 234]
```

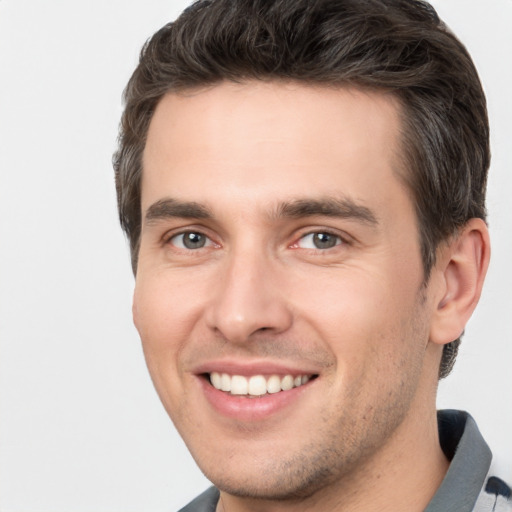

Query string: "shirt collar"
[425, 410, 492, 512]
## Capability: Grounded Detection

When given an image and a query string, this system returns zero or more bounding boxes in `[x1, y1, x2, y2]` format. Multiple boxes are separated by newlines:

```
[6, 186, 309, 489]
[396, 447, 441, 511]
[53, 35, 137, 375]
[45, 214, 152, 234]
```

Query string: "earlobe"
[429, 218, 490, 346]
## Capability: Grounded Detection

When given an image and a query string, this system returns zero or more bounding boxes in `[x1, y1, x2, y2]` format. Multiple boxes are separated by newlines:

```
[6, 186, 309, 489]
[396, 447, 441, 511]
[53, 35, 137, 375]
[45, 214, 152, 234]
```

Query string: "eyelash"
[292, 230, 349, 251]
[164, 228, 350, 252]
[166, 230, 217, 250]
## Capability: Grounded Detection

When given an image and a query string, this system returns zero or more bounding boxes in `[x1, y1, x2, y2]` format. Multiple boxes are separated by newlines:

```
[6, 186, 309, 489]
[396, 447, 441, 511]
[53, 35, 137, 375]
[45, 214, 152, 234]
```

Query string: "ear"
[429, 218, 490, 346]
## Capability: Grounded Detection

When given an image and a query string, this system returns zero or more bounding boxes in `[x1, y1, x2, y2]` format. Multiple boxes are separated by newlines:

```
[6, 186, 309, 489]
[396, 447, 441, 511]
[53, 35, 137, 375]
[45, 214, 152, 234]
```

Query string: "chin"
[192, 440, 351, 502]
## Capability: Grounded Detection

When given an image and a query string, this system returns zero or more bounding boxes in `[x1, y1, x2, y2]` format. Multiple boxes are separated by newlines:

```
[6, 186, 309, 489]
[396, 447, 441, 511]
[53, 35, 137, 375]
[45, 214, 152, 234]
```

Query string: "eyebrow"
[275, 197, 379, 226]
[145, 198, 213, 224]
[144, 196, 378, 226]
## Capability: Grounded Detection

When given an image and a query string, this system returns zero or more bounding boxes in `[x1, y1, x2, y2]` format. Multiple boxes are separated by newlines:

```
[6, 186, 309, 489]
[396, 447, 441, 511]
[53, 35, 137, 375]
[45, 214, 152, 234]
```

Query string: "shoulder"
[474, 470, 512, 512]
[427, 410, 511, 512]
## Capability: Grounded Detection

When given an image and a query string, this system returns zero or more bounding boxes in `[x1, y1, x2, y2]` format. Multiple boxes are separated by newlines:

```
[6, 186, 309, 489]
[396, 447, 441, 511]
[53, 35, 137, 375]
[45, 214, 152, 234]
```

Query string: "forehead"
[141, 81, 407, 216]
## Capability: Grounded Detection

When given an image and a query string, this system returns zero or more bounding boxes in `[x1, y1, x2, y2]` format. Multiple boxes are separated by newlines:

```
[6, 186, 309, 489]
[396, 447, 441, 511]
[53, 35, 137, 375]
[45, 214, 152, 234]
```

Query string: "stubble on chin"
[204, 347, 426, 504]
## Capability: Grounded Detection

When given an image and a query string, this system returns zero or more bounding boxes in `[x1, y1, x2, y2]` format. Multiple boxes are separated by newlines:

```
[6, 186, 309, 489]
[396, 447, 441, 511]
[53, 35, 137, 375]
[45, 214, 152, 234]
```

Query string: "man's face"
[134, 82, 439, 499]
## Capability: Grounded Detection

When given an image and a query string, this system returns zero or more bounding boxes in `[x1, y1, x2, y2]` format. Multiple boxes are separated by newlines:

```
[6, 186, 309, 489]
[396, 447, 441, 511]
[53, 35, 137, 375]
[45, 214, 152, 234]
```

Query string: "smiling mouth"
[208, 372, 317, 397]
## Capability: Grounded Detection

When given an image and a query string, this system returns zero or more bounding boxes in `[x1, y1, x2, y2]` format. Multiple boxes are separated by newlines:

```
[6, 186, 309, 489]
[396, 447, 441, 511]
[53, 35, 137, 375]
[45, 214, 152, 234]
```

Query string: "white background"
[0, 1, 510, 510]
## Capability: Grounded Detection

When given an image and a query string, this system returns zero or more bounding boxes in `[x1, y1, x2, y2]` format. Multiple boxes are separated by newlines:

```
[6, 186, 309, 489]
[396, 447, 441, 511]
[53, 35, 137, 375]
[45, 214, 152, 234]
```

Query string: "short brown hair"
[113, 0, 489, 378]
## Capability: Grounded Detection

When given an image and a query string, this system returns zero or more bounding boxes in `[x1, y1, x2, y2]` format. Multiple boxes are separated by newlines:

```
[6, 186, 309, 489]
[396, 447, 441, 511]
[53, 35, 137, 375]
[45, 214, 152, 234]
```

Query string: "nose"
[205, 249, 293, 344]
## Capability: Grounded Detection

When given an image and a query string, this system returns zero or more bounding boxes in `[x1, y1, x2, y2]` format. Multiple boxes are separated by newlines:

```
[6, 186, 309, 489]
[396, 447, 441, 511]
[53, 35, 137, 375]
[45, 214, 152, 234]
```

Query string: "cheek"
[134, 269, 205, 341]
[294, 264, 424, 379]
[295, 266, 404, 339]
[132, 272, 207, 401]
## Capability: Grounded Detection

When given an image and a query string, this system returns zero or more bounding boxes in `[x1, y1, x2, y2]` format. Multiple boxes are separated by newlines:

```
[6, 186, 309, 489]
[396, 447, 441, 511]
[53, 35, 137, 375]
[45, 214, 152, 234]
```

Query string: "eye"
[169, 231, 213, 250]
[296, 232, 343, 250]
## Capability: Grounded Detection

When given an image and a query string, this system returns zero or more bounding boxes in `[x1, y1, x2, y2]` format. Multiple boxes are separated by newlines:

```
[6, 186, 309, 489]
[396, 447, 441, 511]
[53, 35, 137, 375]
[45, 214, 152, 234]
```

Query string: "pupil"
[313, 233, 336, 249]
[184, 232, 205, 249]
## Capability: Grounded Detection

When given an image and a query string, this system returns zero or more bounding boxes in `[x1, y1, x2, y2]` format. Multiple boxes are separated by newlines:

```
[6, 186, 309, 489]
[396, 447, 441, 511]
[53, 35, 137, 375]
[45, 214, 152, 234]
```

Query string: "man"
[113, 0, 511, 510]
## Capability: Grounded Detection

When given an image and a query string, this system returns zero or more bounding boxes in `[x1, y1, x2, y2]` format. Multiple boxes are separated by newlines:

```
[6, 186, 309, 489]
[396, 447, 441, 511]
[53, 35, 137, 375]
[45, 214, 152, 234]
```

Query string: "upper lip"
[192, 359, 321, 377]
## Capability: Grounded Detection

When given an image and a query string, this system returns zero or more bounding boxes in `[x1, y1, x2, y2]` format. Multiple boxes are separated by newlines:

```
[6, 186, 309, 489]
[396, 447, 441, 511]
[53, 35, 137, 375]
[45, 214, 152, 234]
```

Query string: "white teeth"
[210, 372, 222, 389]
[281, 375, 294, 391]
[231, 375, 248, 395]
[220, 373, 231, 392]
[266, 375, 281, 394]
[248, 375, 267, 396]
[209, 372, 313, 396]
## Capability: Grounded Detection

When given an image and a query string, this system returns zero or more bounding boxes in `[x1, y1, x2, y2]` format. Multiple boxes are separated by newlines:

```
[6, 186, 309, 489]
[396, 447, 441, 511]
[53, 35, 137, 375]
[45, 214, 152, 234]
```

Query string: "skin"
[133, 82, 489, 511]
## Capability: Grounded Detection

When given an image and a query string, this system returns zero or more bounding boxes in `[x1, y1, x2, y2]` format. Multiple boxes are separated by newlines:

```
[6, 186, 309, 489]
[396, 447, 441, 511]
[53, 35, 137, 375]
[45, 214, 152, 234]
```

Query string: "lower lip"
[199, 377, 313, 422]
